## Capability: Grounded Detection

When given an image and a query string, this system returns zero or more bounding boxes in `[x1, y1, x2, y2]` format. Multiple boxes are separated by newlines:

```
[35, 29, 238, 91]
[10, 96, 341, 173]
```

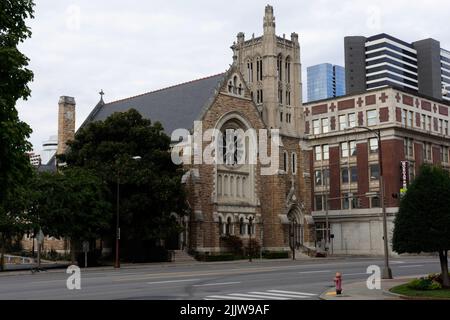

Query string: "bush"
[220, 235, 243, 255]
[203, 254, 236, 262]
[407, 277, 443, 290]
[245, 239, 260, 258]
[262, 251, 289, 259]
[426, 272, 450, 287]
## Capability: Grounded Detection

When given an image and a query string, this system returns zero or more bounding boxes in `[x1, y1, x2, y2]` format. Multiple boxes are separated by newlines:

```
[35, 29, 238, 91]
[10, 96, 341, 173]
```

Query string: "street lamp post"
[347, 126, 392, 279]
[114, 155, 141, 269]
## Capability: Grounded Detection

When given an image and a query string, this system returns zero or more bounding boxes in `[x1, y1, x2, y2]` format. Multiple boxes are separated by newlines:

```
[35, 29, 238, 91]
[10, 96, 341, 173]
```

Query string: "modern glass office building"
[307, 63, 346, 102]
[345, 33, 450, 102]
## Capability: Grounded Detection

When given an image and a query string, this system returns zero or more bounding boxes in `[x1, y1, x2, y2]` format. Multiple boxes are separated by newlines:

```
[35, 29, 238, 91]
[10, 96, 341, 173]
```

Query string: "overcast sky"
[17, 0, 450, 151]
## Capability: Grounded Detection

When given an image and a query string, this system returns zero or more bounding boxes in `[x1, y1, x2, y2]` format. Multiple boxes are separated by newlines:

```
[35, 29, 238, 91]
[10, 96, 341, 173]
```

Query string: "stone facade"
[184, 6, 314, 255]
[57, 96, 76, 155]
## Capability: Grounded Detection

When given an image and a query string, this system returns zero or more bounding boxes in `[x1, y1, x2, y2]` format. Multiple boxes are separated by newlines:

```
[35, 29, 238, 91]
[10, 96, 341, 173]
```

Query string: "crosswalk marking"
[229, 293, 289, 300]
[205, 295, 254, 300]
[267, 290, 317, 296]
[203, 289, 317, 300]
[247, 291, 310, 299]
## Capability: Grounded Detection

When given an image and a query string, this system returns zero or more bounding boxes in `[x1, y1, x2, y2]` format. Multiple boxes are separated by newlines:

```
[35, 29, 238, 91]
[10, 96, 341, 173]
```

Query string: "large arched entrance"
[287, 207, 304, 251]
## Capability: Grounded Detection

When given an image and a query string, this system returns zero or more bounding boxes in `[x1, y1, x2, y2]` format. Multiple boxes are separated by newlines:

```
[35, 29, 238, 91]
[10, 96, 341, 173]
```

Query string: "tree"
[0, 0, 35, 271]
[30, 168, 112, 263]
[393, 165, 450, 287]
[62, 109, 188, 261]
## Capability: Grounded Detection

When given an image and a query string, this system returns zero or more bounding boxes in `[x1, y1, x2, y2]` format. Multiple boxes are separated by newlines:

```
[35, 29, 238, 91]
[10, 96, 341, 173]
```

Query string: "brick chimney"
[57, 96, 76, 155]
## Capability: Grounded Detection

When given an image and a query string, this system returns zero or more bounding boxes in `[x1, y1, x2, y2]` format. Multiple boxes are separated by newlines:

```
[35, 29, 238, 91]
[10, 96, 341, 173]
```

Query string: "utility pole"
[248, 216, 253, 262]
[377, 128, 393, 279]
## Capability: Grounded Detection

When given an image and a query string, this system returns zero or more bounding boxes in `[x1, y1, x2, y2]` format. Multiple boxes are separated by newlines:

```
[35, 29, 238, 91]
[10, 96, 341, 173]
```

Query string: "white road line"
[390, 261, 405, 264]
[298, 270, 331, 274]
[229, 293, 289, 300]
[343, 272, 367, 276]
[204, 296, 253, 300]
[268, 290, 317, 296]
[247, 291, 310, 299]
[398, 265, 424, 268]
[147, 279, 200, 285]
[193, 282, 241, 287]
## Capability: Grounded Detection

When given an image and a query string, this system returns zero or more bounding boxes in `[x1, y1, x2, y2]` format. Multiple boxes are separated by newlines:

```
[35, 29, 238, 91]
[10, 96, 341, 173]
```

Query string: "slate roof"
[81, 73, 226, 136]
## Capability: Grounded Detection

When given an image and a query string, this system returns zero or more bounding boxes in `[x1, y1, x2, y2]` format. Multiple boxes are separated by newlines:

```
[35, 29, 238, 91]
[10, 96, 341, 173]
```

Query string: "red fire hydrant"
[334, 272, 342, 295]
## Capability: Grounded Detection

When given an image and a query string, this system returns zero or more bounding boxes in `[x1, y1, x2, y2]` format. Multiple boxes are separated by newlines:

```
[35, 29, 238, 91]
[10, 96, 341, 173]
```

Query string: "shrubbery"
[407, 273, 448, 290]
[262, 251, 289, 259]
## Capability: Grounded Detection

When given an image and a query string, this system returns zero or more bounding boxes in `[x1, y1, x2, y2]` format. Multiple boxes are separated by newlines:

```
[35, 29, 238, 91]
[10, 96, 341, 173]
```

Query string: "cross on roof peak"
[99, 89, 105, 103]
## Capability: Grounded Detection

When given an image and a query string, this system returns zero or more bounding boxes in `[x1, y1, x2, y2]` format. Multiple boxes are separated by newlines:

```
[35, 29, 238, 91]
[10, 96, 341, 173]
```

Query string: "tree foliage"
[30, 168, 112, 262]
[0, 0, 35, 270]
[63, 109, 188, 246]
[393, 165, 450, 287]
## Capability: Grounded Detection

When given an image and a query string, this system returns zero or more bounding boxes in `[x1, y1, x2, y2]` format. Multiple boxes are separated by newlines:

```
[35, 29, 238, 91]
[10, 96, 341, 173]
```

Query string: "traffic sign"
[36, 229, 44, 244]
[82, 241, 89, 253]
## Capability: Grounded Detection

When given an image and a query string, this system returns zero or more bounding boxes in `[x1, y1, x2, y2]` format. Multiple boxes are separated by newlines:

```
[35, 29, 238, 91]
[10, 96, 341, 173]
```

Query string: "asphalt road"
[0, 256, 442, 300]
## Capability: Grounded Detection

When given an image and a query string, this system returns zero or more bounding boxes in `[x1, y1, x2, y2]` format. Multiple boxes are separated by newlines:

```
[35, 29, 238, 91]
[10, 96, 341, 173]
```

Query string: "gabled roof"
[81, 73, 226, 136]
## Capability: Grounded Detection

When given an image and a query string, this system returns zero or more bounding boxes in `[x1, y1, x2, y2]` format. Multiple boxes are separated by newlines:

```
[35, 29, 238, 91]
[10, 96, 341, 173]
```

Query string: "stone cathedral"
[60, 5, 316, 256]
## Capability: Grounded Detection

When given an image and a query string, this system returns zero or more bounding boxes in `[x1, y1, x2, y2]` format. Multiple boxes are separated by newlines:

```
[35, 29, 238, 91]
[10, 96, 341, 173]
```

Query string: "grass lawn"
[390, 283, 450, 299]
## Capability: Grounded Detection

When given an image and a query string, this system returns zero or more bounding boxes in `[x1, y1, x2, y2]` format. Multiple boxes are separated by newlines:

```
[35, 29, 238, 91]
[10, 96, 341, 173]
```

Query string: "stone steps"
[172, 250, 196, 263]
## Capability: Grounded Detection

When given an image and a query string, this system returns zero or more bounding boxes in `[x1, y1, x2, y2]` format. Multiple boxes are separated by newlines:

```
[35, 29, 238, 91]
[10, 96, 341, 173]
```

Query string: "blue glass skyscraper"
[307, 63, 346, 102]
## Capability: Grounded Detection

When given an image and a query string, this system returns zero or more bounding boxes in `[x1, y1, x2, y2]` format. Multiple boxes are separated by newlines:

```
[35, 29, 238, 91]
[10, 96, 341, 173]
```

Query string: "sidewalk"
[319, 276, 419, 300]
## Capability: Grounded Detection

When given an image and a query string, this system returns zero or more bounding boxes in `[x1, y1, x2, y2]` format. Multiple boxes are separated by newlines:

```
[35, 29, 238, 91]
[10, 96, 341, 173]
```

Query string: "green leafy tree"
[30, 168, 112, 263]
[0, 0, 35, 270]
[63, 109, 187, 261]
[393, 165, 450, 287]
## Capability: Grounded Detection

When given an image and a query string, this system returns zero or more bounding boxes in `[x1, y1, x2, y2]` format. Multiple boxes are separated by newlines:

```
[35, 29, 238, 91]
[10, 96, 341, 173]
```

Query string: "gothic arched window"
[247, 59, 253, 83]
[226, 217, 232, 235]
[256, 57, 263, 81]
[285, 57, 291, 83]
[277, 54, 283, 81]
[292, 152, 297, 174]
[219, 216, 224, 235]
[239, 217, 245, 235]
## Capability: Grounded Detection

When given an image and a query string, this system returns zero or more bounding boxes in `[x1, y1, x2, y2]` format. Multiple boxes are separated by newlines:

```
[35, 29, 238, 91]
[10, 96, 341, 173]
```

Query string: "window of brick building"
[322, 145, 329, 160]
[314, 145, 322, 161]
[349, 113, 356, 128]
[404, 138, 414, 157]
[367, 110, 377, 126]
[371, 196, 380, 208]
[321, 118, 329, 133]
[369, 138, 378, 154]
[339, 114, 347, 130]
[313, 119, 320, 134]
[370, 164, 380, 180]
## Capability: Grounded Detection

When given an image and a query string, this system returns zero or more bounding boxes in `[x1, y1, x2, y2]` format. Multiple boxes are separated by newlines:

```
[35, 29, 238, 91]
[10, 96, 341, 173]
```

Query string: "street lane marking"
[205, 295, 253, 300]
[343, 272, 367, 276]
[268, 290, 317, 296]
[398, 265, 424, 268]
[193, 281, 241, 287]
[147, 279, 200, 285]
[298, 270, 331, 274]
[229, 293, 289, 300]
[248, 291, 310, 299]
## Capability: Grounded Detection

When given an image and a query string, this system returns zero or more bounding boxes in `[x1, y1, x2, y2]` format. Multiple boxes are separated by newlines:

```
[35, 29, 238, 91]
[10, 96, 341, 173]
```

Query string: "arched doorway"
[287, 207, 304, 250]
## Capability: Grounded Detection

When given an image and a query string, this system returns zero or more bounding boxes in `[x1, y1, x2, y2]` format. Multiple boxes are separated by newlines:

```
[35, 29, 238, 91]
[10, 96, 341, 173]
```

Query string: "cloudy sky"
[17, 0, 450, 151]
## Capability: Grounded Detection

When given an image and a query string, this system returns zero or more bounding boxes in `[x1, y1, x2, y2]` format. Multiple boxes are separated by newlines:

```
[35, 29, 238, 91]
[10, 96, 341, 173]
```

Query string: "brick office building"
[304, 87, 450, 255]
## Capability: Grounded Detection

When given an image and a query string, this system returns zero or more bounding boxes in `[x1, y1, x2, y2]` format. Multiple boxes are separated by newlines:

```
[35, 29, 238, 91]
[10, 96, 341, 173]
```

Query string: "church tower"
[231, 5, 304, 137]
